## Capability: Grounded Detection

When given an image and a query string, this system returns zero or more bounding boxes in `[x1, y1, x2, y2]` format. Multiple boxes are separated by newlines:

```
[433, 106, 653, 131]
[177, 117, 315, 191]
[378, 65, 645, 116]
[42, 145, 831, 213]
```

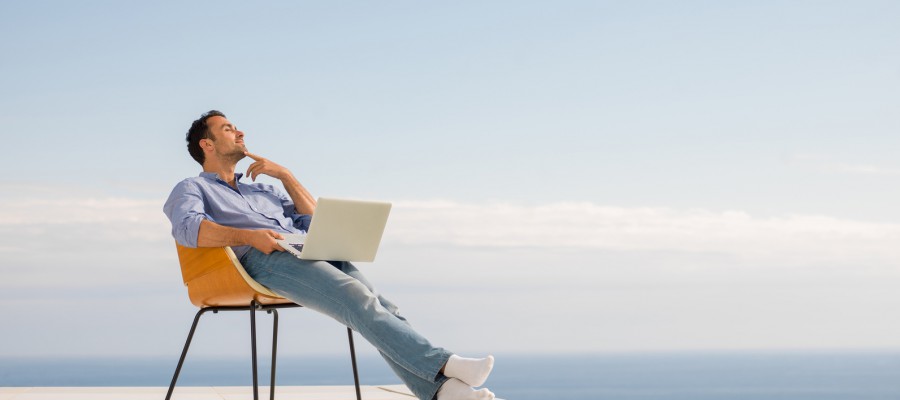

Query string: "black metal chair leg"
[250, 300, 260, 400]
[165, 307, 215, 400]
[347, 328, 362, 400]
[268, 308, 279, 400]
[166, 303, 356, 400]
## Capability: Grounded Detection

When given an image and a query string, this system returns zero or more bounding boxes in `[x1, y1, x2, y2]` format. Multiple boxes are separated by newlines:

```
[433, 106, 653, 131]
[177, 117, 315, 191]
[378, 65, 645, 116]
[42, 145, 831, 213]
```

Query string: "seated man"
[163, 110, 496, 400]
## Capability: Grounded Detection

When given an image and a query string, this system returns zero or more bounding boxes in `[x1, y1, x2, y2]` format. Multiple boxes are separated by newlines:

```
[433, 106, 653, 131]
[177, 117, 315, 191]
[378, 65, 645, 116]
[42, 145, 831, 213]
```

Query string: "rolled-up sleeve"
[163, 180, 211, 248]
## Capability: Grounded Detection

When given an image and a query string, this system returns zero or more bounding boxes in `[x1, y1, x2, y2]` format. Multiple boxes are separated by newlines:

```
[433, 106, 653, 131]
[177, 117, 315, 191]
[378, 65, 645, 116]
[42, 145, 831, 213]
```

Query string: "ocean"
[2, 351, 898, 399]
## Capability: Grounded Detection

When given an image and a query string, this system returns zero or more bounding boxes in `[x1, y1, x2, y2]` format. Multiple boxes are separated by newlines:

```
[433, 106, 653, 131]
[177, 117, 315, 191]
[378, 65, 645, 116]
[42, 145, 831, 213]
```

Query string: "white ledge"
[0, 385, 416, 400]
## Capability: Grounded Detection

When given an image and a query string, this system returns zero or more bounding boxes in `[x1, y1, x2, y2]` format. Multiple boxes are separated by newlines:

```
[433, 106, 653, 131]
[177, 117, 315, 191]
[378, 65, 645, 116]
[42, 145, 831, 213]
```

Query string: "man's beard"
[222, 147, 247, 164]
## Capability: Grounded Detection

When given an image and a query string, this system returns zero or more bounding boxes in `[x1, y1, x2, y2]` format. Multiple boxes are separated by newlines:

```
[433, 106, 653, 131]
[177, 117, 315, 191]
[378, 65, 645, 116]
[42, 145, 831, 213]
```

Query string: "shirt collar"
[199, 171, 244, 183]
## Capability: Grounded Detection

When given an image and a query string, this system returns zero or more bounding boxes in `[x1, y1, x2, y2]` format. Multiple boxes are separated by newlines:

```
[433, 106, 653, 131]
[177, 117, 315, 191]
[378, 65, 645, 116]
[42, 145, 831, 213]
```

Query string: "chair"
[165, 244, 362, 400]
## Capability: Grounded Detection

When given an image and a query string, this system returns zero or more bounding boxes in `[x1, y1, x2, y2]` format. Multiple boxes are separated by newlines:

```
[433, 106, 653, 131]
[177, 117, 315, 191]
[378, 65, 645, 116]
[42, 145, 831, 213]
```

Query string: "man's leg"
[327, 261, 404, 321]
[240, 250, 451, 391]
[330, 261, 453, 400]
[333, 261, 496, 398]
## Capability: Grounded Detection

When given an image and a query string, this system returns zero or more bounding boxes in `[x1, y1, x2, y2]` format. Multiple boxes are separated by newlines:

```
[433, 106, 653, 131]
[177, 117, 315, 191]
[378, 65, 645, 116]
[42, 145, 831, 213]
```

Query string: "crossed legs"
[240, 250, 496, 400]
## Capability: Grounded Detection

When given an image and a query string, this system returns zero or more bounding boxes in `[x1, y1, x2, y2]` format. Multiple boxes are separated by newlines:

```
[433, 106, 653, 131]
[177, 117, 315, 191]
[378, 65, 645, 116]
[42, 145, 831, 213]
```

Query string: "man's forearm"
[196, 219, 252, 247]
[197, 219, 285, 254]
[280, 172, 317, 215]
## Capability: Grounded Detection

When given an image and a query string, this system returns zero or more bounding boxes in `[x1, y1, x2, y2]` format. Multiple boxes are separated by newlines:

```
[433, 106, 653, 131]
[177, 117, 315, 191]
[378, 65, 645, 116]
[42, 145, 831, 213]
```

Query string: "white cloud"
[1, 191, 898, 276]
[831, 163, 900, 176]
[790, 154, 900, 176]
[2, 190, 899, 355]
[0, 191, 174, 289]
[386, 200, 900, 268]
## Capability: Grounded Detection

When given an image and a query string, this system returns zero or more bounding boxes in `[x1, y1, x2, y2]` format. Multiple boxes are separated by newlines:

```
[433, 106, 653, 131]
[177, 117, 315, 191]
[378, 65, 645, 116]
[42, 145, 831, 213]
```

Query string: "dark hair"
[186, 110, 226, 165]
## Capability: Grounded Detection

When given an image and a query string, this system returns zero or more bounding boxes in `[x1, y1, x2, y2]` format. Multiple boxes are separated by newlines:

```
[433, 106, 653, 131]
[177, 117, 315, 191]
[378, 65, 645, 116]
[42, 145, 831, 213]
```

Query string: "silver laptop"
[276, 197, 391, 262]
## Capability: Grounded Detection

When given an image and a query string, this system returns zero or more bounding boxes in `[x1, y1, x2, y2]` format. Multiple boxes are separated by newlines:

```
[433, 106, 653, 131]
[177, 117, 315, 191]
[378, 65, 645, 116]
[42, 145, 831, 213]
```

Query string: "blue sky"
[1, 1, 899, 359]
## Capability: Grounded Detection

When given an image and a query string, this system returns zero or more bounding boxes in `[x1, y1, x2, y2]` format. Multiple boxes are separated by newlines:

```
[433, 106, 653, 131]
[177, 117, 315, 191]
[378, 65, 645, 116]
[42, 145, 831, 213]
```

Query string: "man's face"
[203, 115, 247, 163]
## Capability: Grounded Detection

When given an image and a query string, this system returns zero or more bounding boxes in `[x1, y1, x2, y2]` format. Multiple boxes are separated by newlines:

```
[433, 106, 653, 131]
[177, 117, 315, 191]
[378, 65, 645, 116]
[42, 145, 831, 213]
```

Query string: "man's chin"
[226, 150, 247, 164]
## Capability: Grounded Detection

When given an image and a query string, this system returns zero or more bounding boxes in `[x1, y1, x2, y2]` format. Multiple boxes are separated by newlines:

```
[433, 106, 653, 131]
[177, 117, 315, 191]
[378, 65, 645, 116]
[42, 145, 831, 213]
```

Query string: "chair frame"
[166, 245, 362, 400]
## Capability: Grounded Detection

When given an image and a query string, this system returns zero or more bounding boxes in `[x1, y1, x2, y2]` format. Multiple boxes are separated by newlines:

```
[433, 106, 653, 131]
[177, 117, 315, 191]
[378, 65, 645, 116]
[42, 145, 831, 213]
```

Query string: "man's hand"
[245, 152, 292, 182]
[243, 150, 316, 215]
[244, 229, 285, 254]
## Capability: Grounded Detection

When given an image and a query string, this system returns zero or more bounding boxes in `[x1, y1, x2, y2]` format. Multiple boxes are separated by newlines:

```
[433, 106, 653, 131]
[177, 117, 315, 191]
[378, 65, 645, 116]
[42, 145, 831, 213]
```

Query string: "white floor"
[0, 385, 416, 400]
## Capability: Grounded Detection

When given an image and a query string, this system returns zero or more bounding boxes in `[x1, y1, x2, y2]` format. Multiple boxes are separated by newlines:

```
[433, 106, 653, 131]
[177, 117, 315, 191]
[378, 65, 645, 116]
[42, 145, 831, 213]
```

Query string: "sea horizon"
[3, 349, 899, 399]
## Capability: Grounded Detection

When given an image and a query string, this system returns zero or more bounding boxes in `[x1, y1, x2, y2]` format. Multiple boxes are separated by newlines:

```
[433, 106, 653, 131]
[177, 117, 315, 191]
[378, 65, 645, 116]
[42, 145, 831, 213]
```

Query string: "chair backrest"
[175, 244, 292, 307]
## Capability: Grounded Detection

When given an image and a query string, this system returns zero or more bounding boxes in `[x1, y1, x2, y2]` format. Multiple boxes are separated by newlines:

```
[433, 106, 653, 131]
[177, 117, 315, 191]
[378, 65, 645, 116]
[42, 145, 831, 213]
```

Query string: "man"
[164, 111, 497, 400]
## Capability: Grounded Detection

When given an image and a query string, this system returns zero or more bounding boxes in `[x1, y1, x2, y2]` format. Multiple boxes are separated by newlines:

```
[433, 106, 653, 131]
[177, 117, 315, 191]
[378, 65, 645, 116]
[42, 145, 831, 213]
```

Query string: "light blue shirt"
[163, 172, 312, 259]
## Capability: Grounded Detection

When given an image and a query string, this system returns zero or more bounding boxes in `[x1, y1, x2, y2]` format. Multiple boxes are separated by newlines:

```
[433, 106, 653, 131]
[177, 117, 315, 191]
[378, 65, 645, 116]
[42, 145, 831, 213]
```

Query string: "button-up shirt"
[163, 172, 312, 259]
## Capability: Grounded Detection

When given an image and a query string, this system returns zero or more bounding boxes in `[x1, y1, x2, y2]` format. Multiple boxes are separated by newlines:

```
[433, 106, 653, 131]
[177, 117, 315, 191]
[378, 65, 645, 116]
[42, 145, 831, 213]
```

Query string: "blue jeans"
[241, 249, 452, 400]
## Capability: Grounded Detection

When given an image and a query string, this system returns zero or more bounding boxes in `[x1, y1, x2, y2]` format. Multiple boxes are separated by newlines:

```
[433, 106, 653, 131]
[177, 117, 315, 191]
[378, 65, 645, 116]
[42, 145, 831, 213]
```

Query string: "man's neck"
[202, 161, 238, 188]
